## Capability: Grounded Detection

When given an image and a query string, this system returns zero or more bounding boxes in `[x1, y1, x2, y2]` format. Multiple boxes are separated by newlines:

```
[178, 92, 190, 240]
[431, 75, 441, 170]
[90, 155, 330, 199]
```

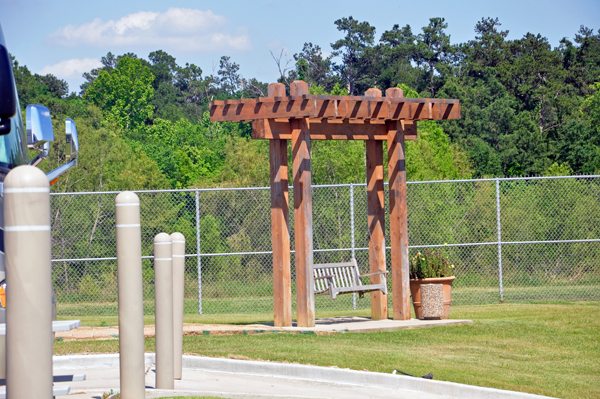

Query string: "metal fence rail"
[50, 175, 600, 317]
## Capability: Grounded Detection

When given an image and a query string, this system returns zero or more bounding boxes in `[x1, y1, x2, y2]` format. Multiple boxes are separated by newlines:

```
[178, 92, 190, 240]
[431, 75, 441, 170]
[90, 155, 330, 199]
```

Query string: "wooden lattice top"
[210, 83, 460, 123]
[209, 81, 461, 141]
[210, 94, 460, 123]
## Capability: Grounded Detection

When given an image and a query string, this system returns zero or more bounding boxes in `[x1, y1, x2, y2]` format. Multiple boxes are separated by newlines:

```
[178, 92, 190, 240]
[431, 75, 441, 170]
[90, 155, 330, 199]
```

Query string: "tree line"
[11, 16, 600, 192]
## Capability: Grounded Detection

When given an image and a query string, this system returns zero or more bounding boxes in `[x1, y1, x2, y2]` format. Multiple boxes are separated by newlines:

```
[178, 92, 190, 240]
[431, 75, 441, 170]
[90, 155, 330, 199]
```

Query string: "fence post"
[350, 183, 356, 310]
[195, 189, 202, 315]
[495, 179, 504, 303]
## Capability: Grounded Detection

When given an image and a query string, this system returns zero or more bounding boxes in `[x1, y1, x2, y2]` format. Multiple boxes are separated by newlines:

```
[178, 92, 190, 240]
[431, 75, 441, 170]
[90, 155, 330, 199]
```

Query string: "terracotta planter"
[410, 276, 455, 319]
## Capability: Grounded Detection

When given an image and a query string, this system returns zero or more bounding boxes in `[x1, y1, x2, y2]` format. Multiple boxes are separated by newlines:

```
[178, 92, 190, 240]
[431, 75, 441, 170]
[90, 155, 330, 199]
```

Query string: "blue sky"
[1, 0, 599, 93]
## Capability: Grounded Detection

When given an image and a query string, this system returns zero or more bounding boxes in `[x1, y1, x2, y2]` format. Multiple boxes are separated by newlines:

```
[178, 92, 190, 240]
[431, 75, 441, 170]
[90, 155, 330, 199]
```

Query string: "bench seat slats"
[313, 259, 387, 299]
[336, 284, 385, 294]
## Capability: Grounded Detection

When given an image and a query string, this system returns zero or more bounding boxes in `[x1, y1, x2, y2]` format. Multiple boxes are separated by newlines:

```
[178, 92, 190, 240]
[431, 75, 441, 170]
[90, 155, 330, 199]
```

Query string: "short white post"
[154, 233, 174, 389]
[4, 166, 52, 399]
[171, 232, 185, 380]
[116, 191, 145, 399]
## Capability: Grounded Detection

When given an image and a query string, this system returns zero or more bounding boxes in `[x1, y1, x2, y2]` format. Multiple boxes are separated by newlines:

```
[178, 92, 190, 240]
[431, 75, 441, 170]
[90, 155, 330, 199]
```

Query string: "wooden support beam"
[365, 88, 387, 320]
[387, 115, 411, 320]
[403, 121, 417, 140]
[252, 118, 417, 141]
[268, 82, 292, 327]
[290, 81, 315, 328]
[270, 138, 292, 327]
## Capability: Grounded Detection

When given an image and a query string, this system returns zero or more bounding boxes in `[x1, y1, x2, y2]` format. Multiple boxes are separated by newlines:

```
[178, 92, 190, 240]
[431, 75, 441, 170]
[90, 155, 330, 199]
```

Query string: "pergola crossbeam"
[252, 119, 417, 141]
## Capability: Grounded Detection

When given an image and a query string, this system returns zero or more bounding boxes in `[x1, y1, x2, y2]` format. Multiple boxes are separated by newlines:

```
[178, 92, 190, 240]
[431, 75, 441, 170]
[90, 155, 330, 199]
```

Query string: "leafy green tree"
[36, 74, 69, 98]
[331, 16, 377, 94]
[84, 56, 155, 131]
[583, 82, 600, 131]
[148, 50, 177, 87]
[406, 121, 473, 181]
[218, 136, 270, 186]
[378, 24, 419, 90]
[80, 52, 145, 95]
[414, 17, 455, 96]
[293, 43, 336, 91]
[463, 17, 509, 76]
[39, 104, 168, 192]
[217, 56, 242, 96]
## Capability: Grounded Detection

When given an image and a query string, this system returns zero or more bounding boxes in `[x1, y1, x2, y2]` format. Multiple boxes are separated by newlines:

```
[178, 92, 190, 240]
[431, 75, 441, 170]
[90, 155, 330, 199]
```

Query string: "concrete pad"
[56, 317, 472, 341]
[251, 316, 472, 333]
[53, 354, 557, 399]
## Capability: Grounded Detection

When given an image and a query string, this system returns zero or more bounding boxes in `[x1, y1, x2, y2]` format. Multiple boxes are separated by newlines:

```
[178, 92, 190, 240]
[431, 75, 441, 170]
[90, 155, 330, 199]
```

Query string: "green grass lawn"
[55, 301, 600, 399]
[54, 281, 600, 319]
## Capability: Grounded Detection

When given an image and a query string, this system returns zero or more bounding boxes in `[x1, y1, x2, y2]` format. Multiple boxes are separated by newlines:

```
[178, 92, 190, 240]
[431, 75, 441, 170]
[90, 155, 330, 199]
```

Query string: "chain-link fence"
[50, 175, 600, 318]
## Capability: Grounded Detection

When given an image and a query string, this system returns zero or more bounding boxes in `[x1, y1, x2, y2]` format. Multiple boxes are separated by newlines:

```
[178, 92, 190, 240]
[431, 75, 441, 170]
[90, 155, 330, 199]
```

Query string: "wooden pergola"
[210, 80, 461, 327]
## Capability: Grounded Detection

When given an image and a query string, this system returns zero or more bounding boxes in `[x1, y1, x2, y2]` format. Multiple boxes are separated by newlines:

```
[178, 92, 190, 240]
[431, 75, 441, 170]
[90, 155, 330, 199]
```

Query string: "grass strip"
[54, 301, 600, 399]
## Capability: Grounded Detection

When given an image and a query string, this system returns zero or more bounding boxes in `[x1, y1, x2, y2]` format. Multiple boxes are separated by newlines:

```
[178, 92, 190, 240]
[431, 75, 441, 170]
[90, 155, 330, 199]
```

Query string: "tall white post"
[170, 232, 185, 380]
[116, 191, 145, 399]
[4, 166, 52, 399]
[154, 233, 174, 389]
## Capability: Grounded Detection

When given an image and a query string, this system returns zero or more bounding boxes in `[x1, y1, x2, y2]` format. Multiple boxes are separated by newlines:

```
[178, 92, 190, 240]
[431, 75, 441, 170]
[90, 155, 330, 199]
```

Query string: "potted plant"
[409, 250, 455, 319]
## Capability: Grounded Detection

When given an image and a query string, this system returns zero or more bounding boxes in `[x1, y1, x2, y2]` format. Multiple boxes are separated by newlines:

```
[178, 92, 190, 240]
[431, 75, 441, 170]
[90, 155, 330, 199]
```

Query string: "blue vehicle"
[0, 23, 80, 370]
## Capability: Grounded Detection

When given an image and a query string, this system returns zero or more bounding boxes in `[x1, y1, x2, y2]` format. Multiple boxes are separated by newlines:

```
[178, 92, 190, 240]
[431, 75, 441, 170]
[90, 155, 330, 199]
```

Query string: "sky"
[1, 0, 599, 93]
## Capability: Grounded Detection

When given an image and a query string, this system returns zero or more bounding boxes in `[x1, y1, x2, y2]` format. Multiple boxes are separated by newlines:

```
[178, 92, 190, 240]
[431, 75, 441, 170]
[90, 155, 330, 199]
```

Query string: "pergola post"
[290, 80, 315, 328]
[386, 87, 411, 320]
[365, 88, 388, 320]
[268, 83, 293, 327]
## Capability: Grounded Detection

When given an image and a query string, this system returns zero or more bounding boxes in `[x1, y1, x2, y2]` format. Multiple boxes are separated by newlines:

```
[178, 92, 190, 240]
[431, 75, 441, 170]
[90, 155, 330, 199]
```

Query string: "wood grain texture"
[270, 138, 292, 327]
[268, 83, 286, 98]
[252, 118, 417, 141]
[211, 98, 460, 123]
[365, 88, 387, 320]
[366, 139, 388, 320]
[291, 117, 315, 328]
[387, 119, 411, 320]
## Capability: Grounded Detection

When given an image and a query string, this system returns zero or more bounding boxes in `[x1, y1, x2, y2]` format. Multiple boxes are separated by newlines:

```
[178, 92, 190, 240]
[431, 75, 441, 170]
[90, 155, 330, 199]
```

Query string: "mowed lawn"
[55, 301, 600, 399]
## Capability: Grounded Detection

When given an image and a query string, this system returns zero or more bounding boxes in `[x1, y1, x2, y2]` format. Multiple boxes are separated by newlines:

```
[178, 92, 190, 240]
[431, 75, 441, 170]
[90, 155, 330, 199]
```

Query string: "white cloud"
[46, 8, 252, 52]
[39, 58, 103, 79]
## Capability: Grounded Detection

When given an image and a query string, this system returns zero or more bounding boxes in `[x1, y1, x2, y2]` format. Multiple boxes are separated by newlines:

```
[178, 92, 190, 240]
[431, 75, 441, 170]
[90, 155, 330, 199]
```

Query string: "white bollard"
[154, 233, 174, 389]
[116, 191, 145, 399]
[170, 232, 185, 380]
[4, 166, 52, 399]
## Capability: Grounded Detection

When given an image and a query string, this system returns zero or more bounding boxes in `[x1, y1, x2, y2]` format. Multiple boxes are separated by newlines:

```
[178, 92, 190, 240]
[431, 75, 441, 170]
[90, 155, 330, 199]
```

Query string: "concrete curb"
[53, 354, 557, 399]
[80, 389, 325, 399]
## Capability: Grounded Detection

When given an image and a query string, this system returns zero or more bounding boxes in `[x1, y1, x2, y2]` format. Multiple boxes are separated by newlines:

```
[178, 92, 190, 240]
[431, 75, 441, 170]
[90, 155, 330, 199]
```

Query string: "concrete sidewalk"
[53, 354, 557, 399]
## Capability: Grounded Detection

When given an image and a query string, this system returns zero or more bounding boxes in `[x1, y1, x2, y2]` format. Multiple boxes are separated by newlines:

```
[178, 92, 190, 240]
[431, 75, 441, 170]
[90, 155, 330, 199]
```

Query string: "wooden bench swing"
[313, 259, 388, 299]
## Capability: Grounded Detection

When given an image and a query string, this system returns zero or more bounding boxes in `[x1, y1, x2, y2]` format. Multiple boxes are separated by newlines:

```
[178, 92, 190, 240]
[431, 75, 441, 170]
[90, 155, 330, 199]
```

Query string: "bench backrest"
[313, 259, 361, 292]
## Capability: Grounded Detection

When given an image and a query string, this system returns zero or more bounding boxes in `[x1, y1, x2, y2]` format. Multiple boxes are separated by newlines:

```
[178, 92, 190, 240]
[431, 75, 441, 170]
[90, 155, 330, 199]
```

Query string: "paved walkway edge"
[53, 354, 556, 399]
